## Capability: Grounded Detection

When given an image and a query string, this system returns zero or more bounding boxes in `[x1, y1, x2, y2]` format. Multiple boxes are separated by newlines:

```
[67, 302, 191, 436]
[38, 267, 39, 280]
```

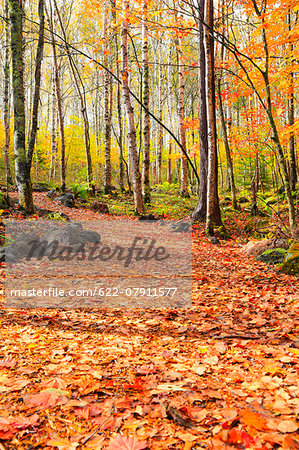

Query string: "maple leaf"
[0, 414, 39, 440]
[41, 377, 68, 390]
[28, 388, 69, 408]
[240, 408, 269, 431]
[0, 357, 17, 368]
[108, 435, 148, 450]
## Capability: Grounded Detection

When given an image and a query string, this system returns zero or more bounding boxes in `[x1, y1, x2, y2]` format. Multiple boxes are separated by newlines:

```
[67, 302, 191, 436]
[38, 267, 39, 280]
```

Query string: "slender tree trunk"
[205, 0, 222, 234]
[27, 0, 45, 168]
[111, 0, 125, 192]
[48, 6, 66, 191]
[157, 38, 163, 184]
[3, 0, 13, 186]
[192, 0, 208, 221]
[104, 0, 112, 194]
[178, 43, 189, 197]
[104, 70, 113, 193]
[217, 78, 237, 209]
[117, 78, 125, 192]
[9, 0, 34, 212]
[142, 0, 151, 203]
[53, 0, 93, 192]
[121, 0, 144, 214]
[287, 12, 297, 191]
[49, 70, 58, 182]
[167, 45, 173, 184]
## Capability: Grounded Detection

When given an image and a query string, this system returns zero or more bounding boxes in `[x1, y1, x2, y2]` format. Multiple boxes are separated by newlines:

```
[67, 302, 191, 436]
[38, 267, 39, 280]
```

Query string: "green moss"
[282, 242, 299, 275]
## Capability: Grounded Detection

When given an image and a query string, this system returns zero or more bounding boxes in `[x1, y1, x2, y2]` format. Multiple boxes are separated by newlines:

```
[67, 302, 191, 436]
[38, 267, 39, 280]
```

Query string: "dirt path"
[0, 193, 298, 448]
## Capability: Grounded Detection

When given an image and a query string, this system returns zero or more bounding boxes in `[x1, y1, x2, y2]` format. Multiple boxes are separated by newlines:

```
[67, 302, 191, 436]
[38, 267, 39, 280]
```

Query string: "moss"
[282, 242, 299, 275]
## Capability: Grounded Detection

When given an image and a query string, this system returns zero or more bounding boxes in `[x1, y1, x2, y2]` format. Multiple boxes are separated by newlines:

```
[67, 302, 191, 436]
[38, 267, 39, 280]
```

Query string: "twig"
[215, 335, 260, 340]
[81, 402, 116, 445]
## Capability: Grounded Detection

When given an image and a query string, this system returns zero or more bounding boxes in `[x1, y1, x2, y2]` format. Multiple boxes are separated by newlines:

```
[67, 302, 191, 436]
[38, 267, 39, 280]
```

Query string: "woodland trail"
[0, 193, 298, 449]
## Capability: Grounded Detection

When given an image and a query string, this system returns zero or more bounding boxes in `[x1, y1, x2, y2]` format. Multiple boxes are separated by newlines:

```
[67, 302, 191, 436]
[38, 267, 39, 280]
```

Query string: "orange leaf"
[241, 408, 269, 431]
[108, 435, 147, 450]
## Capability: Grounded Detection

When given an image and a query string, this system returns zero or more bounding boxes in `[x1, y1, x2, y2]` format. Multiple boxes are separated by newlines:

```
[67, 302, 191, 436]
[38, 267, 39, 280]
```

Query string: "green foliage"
[71, 182, 91, 200]
[262, 248, 286, 255]
[282, 243, 299, 275]
[154, 182, 179, 195]
[98, 190, 198, 218]
[47, 212, 68, 221]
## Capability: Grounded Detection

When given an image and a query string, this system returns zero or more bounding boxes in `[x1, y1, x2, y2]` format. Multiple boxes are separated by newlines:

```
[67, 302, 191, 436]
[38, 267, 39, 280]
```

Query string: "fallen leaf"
[108, 435, 147, 450]
[277, 420, 298, 433]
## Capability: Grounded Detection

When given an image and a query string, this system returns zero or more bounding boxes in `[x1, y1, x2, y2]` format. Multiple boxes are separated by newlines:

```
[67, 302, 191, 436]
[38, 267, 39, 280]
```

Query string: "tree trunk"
[205, 0, 222, 234]
[104, 0, 112, 194]
[217, 78, 238, 209]
[192, 0, 208, 221]
[3, 0, 13, 186]
[49, 70, 58, 182]
[9, 0, 34, 212]
[104, 70, 113, 193]
[48, 5, 66, 191]
[121, 0, 144, 214]
[178, 43, 189, 197]
[287, 12, 297, 192]
[142, 0, 151, 204]
[157, 38, 163, 184]
[53, 0, 93, 192]
[27, 0, 45, 168]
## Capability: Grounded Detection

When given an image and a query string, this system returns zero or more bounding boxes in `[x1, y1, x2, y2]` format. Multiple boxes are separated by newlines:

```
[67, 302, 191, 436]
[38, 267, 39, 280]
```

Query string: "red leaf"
[108, 435, 147, 450]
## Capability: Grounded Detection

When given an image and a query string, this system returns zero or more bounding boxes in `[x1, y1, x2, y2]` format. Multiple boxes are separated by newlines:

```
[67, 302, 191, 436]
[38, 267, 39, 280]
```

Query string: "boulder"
[282, 243, 299, 275]
[139, 213, 159, 221]
[33, 183, 49, 192]
[243, 239, 273, 257]
[44, 223, 100, 246]
[257, 248, 286, 265]
[47, 189, 58, 199]
[57, 193, 75, 208]
[0, 192, 11, 209]
[90, 201, 109, 214]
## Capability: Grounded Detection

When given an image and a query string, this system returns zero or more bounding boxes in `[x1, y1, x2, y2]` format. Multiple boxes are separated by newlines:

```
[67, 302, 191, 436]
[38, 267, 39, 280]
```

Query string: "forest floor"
[0, 193, 298, 449]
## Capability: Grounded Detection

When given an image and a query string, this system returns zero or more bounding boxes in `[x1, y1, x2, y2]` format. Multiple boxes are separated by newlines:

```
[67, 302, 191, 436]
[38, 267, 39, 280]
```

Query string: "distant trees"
[1, 0, 297, 226]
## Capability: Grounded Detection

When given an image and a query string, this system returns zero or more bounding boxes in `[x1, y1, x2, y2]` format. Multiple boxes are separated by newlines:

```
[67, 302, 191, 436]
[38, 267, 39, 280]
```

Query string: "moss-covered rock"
[282, 243, 299, 275]
[257, 248, 286, 265]
[0, 192, 11, 209]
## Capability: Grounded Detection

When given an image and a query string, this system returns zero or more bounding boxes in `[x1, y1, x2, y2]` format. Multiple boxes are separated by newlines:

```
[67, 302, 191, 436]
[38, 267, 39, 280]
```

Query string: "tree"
[121, 0, 144, 214]
[9, 0, 34, 212]
[142, 0, 151, 204]
[3, 0, 13, 186]
[204, 0, 222, 234]
[192, 0, 208, 222]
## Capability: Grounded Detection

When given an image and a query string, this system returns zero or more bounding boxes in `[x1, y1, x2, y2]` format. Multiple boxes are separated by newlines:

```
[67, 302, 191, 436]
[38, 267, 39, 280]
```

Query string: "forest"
[0, 0, 298, 448]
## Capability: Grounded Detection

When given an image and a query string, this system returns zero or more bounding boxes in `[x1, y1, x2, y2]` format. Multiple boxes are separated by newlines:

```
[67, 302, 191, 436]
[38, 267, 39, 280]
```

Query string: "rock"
[57, 193, 75, 208]
[208, 236, 220, 245]
[257, 248, 286, 265]
[14, 232, 40, 246]
[273, 239, 289, 250]
[47, 189, 59, 199]
[243, 239, 273, 257]
[90, 201, 109, 214]
[282, 243, 299, 275]
[139, 214, 159, 221]
[44, 223, 100, 246]
[239, 197, 249, 204]
[0, 192, 11, 209]
[0, 247, 19, 263]
[33, 183, 49, 192]
[80, 230, 101, 243]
